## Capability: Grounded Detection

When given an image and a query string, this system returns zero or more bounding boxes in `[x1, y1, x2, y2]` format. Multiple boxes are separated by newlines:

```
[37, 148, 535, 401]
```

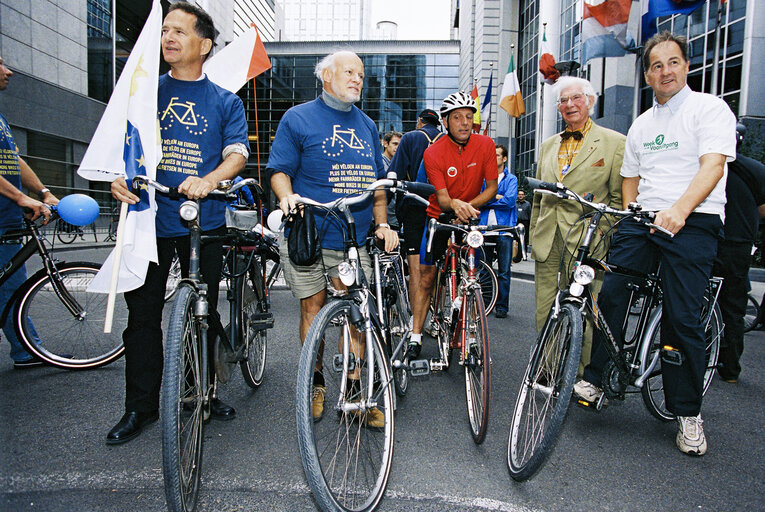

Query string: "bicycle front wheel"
[162, 285, 205, 512]
[641, 301, 722, 422]
[507, 302, 582, 481]
[386, 261, 410, 397]
[433, 271, 453, 370]
[165, 256, 182, 302]
[476, 259, 498, 315]
[240, 263, 268, 388]
[13, 262, 126, 369]
[464, 288, 491, 444]
[296, 299, 395, 512]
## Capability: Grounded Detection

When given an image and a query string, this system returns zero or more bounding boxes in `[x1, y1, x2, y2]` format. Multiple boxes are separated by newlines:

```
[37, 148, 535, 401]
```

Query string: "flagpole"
[711, 0, 724, 96]
[632, 11, 643, 123]
[104, 201, 128, 333]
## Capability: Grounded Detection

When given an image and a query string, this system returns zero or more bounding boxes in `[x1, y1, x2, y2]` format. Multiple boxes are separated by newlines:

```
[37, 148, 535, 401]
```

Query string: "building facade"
[279, 0, 373, 42]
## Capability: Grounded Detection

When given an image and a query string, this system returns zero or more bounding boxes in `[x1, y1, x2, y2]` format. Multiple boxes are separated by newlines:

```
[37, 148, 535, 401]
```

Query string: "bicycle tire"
[744, 294, 759, 333]
[386, 260, 410, 397]
[240, 263, 268, 389]
[476, 259, 498, 315]
[161, 284, 205, 512]
[13, 262, 126, 369]
[55, 220, 77, 244]
[640, 301, 722, 422]
[507, 302, 582, 481]
[296, 299, 395, 512]
[464, 287, 491, 444]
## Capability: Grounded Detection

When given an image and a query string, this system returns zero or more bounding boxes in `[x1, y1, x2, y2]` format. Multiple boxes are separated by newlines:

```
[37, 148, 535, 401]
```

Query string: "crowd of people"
[0, 0, 761, 463]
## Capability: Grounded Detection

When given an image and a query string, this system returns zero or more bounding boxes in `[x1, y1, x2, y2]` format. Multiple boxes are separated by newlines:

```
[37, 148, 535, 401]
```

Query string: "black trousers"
[712, 241, 751, 380]
[123, 228, 225, 413]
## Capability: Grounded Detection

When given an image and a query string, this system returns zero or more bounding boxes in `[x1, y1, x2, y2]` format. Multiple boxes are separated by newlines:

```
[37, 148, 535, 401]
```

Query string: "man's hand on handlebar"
[178, 176, 215, 200]
[279, 193, 301, 216]
[450, 198, 480, 223]
[111, 177, 139, 205]
[652, 206, 687, 235]
[18, 195, 51, 224]
[375, 225, 399, 253]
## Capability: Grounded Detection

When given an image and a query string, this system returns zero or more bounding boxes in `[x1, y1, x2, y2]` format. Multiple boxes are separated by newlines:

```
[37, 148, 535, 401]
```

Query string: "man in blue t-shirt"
[0, 54, 59, 369]
[107, 2, 249, 445]
[268, 50, 398, 426]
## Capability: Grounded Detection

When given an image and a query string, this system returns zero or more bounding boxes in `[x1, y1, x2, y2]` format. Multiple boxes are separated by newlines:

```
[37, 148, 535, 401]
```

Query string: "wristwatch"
[375, 223, 390, 230]
[37, 188, 50, 199]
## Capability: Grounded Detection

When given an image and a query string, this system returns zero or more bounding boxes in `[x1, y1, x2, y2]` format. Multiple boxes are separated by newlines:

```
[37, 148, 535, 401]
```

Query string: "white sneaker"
[574, 379, 606, 404]
[676, 414, 707, 456]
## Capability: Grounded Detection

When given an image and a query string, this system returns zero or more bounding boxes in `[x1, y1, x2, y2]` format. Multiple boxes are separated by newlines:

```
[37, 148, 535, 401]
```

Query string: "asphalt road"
[1, 245, 764, 511]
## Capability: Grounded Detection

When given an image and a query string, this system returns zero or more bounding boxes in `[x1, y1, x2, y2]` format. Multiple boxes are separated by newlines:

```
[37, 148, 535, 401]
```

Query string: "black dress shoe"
[106, 410, 159, 445]
[210, 397, 236, 421]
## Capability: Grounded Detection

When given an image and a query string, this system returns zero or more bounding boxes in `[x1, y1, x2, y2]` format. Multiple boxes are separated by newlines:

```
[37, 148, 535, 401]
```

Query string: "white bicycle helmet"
[439, 91, 477, 117]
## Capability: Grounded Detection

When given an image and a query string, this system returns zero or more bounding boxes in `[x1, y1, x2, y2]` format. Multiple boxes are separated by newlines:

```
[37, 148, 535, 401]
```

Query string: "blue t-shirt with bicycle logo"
[266, 97, 385, 250]
[154, 74, 249, 237]
[0, 113, 23, 230]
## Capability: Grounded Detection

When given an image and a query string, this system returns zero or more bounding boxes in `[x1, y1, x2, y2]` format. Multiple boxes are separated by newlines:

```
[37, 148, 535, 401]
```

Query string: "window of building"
[23, 132, 74, 192]
[515, 0, 540, 178]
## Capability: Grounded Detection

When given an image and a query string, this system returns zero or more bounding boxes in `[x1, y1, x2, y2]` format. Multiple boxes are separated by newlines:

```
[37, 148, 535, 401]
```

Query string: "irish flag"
[539, 27, 560, 84]
[203, 24, 271, 94]
[470, 85, 482, 133]
[581, 0, 636, 64]
[500, 55, 525, 118]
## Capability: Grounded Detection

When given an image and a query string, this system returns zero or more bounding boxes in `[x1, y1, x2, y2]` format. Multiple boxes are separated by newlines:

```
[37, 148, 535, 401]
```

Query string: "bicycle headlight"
[337, 261, 356, 287]
[466, 230, 484, 249]
[179, 201, 199, 222]
[573, 264, 596, 285]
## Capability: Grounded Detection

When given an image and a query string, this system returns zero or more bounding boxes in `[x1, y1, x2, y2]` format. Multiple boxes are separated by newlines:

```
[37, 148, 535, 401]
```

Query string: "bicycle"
[289, 178, 433, 512]
[127, 177, 274, 512]
[744, 290, 762, 332]
[0, 205, 126, 369]
[420, 214, 524, 444]
[104, 205, 119, 242]
[507, 180, 722, 481]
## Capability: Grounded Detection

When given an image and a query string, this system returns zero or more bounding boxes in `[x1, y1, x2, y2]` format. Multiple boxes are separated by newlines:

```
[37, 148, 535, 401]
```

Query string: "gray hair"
[554, 76, 597, 115]
[314, 50, 358, 81]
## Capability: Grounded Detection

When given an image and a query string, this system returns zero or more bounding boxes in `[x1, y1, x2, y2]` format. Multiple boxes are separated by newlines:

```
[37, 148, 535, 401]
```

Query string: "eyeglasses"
[557, 94, 585, 106]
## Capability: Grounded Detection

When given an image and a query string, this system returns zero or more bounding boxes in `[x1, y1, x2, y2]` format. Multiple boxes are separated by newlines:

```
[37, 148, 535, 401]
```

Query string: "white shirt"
[621, 85, 736, 219]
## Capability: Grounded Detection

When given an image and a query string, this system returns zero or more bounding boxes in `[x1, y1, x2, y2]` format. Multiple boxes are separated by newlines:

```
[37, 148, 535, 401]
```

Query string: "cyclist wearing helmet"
[408, 91, 498, 357]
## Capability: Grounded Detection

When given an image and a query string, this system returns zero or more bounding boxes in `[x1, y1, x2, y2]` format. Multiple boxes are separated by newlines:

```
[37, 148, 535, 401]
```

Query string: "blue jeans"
[483, 234, 512, 313]
[0, 233, 41, 362]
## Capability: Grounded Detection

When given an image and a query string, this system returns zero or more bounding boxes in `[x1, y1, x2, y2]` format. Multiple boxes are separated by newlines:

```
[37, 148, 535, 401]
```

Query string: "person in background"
[478, 144, 517, 318]
[381, 131, 402, 231]
[516, 189, 531, 251]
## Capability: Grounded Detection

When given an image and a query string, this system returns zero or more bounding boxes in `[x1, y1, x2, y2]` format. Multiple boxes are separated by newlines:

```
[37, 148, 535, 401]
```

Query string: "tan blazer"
[530, 121, 625, 263]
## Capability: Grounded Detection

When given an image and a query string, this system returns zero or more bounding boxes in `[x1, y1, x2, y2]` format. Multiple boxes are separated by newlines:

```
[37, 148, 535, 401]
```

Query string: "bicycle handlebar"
[130, 175, 259, 200]
[527, 177, 674, 238]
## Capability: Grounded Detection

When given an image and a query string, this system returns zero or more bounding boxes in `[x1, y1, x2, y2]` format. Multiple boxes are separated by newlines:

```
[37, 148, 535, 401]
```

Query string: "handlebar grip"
[402, 181, 435, 198]
[526, 177, 559, 192]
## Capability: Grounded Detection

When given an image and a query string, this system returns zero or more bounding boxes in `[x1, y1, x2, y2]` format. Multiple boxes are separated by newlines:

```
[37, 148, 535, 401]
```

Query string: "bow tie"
[561, 130, 583, 141]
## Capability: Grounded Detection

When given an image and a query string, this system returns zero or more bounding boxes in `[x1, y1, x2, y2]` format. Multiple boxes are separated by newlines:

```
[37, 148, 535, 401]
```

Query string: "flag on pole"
[641, 0, 706, 41]
[77, 0, 163, 293]
[539, 27, 560, 84]
[470, 84, 482, 133]
[203, 24, 271, 94]
[581, 0, 637, 64]
[500, 54, 526, 118]
[482, 70, 493, 135]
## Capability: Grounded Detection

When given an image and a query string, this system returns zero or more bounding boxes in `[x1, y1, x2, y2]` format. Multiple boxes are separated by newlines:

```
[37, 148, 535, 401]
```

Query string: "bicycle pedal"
[248, 311, 274, 330]
[428, 358, 448, 372]
[333, 353, 356, 372]
[574, 393, 609, 412]
[408, 359, 430, 377]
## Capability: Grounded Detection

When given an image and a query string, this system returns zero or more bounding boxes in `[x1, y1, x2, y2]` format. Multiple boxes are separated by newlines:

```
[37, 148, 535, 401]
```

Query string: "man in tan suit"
[530, 76, 625, 373]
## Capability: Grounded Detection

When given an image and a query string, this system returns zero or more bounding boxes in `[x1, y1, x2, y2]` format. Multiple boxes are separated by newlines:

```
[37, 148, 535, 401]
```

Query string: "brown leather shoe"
[312, 385, 326, 422]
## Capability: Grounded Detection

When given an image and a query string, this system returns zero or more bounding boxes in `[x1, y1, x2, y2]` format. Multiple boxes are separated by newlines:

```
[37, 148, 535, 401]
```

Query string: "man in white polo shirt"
[574, 31, 736, 457]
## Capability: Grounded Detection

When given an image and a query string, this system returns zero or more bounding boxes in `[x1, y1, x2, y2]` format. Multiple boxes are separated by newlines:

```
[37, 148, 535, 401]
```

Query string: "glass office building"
[239, 41, 460, 176]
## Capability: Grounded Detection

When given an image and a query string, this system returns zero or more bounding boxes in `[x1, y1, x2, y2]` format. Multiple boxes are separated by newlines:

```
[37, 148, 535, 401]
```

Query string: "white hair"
[554, 76, 598, 114]
[314, 50, 358, 81]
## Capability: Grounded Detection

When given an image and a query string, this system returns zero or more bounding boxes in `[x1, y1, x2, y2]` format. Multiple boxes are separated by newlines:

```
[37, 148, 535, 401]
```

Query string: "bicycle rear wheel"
[641, 301, 722, 422]
[240, 263, 268, 388]
[476, 259, 498, 315]
[162, 285, 205, 512]
[507, 302, 582, 481]
[744, 294, 759, 333]
[296, 299, 395, 512]
[432, 271, 454, 370]
[55, 220, 77, 244]
[463, 288, 491, 444]
[13, 262, 126, 369]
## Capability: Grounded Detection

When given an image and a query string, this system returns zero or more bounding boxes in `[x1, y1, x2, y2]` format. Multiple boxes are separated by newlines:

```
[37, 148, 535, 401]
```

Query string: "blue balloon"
[57, 194, 100, 226]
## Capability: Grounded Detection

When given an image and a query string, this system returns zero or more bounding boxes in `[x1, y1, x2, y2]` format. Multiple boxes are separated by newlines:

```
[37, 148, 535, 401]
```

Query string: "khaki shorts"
[279, 241, 373, 300]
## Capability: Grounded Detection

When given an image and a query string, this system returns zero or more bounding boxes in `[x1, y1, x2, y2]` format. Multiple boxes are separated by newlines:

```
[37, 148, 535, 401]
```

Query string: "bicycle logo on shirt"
[321, 124, 373, 158]
[159, 97, 209, 136]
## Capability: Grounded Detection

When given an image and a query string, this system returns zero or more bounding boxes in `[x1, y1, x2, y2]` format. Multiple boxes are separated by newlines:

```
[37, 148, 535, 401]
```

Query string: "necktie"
[560, 130, 583, 141]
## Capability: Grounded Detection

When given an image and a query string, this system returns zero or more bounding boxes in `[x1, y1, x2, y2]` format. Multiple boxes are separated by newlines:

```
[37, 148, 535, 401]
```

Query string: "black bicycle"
[1, 206, 126, 369]
[507, 180, 722, 481]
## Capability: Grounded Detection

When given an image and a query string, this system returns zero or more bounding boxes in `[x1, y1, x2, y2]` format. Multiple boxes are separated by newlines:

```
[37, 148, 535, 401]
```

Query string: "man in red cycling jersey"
[408, 91, 499, 357]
